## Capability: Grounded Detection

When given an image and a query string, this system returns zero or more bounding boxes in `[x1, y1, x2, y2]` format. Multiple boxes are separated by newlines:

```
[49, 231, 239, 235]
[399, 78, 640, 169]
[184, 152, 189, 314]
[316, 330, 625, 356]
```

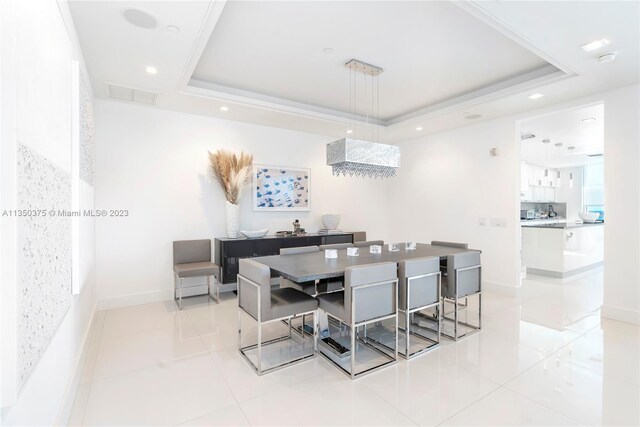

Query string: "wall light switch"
[491, 217, 507, 227]
[478, 217, 487, 226]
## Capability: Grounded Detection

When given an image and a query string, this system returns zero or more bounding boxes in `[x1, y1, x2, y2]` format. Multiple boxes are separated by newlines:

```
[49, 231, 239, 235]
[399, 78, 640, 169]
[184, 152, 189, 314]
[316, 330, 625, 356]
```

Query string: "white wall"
[94, 100, 391, 308]
[0, 0, 96, 424]
[601, 85, 640, 325]
[389, 119, 521, 293]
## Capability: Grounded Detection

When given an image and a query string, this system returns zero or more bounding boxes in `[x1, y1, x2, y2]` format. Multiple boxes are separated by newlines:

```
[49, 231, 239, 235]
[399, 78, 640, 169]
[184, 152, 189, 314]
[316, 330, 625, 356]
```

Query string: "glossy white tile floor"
[69, 269, 640, 426]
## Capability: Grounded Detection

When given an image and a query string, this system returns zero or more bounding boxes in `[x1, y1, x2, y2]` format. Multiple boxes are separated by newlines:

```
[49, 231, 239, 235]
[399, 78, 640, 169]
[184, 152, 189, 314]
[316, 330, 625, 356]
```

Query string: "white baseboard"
[55, 296, 97, 426]
[98, 289, 174, 310]
[601, 304, 640, 325]
[482, 280, 520, 297]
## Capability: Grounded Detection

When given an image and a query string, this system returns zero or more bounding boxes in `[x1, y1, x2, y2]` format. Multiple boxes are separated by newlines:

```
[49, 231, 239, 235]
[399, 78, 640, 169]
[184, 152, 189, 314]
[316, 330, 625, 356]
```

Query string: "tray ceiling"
[192, 1, 557, 122]
[67, 0, 639, 142]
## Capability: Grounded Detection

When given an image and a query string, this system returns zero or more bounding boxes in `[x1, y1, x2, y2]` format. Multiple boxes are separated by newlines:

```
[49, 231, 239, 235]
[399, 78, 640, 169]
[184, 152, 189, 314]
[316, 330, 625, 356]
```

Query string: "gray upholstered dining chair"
[319, 243, 354, 250]
[441, 251, 481, 340]
[316, 262, 398, 379]
[431, 241, 469, 270]
[431, 240, 469, 249]
[398, 257, 441, 358]
[173, 239, 219, 310]
[280, 245, 319, 256]
[354, 240, 384, 248]
[237, 259, 318, 375]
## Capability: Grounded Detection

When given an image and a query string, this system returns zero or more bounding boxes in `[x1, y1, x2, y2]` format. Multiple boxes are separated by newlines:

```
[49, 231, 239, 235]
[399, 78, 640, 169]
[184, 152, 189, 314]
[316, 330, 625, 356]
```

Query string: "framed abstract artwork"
[253, 165, 310, 211]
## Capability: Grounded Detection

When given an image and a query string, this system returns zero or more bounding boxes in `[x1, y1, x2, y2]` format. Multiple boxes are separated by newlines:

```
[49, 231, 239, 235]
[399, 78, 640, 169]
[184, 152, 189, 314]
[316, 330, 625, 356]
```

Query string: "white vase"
[321, 214, 341, 230]
[225, 201, 240, 238]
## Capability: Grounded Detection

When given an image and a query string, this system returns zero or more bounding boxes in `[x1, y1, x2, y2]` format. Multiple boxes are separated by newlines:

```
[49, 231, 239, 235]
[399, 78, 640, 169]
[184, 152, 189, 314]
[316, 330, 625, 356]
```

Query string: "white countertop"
[520, 218, 567, 226]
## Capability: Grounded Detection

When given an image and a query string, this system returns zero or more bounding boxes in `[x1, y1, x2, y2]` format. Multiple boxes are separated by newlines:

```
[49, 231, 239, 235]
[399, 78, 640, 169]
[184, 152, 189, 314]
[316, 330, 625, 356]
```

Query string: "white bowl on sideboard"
[240, 229, 269, 239]
[578, 212, 600, 223]
[321, 214, 341, 230]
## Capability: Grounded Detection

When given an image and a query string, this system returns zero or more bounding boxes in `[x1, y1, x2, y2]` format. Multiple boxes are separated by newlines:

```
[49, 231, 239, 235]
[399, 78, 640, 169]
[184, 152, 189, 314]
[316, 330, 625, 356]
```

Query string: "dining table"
[252, 242, 480, 283]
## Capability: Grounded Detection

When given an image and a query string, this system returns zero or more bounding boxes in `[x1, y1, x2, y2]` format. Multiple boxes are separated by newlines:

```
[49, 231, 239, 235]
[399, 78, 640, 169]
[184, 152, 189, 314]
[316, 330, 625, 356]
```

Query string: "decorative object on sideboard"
[253, 164, 310, 211]
[240, 229, 269, 239]
[293, 219, 305, 234]
[208, 149, 253, 238]
[321, 213, 341, 230]
[578, 211, 600, 223]
[347, 247, 359, 257]
[326, 59, 400, 179]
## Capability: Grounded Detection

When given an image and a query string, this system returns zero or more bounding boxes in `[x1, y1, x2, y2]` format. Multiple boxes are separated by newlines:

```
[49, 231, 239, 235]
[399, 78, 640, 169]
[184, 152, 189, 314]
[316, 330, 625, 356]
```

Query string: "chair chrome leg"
[478, 292, 482, 329]
[257, 321, 262, 375]
[237, 305, 241, 350]
[454, 296, 458, 340]
[350, 324, 356, 380]
[405, 309, 410, 357]
[173, 273, 178, 309]
[313, 311, 318, 354]
[179, 277, 184, 310]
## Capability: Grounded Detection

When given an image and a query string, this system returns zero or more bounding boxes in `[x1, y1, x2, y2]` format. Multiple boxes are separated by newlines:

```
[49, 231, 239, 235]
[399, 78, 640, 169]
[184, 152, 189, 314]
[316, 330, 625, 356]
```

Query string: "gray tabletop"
[252, 243, 480, 282]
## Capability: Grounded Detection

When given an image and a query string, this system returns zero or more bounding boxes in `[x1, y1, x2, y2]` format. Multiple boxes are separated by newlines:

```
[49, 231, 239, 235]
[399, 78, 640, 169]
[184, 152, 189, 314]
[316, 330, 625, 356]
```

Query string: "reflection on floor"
[69, 269, 640, 426]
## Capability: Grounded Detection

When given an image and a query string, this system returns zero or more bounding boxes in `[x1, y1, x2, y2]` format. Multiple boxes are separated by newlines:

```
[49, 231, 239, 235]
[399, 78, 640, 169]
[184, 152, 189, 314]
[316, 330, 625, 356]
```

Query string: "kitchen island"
[521, 221, 604, 278]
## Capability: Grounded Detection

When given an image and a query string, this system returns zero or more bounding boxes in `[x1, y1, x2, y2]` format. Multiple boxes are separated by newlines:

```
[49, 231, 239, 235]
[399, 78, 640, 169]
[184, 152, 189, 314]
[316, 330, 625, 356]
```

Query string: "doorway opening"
[517, 102, 605, 284]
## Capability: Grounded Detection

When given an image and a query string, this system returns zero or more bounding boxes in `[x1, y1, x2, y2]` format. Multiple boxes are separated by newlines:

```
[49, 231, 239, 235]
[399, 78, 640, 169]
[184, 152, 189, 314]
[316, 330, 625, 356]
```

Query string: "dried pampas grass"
[208, 150, 254, 205]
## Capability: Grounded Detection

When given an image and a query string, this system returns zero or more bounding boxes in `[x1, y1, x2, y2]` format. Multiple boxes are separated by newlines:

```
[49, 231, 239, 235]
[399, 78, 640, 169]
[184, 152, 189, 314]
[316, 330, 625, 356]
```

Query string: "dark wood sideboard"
[214, 233, 354, 284]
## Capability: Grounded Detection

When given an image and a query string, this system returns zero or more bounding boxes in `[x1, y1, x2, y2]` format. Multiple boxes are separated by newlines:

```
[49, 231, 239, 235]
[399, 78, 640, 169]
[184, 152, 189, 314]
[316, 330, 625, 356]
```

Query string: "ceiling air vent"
[521, 132, 536, 140]
[106, 83, 158, 105]
[587, 153, 604, 157]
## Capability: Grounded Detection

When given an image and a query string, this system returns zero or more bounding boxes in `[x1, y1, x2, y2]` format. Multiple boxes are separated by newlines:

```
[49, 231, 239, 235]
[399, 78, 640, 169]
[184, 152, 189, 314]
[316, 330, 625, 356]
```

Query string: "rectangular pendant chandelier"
[326, 138, 400, 179]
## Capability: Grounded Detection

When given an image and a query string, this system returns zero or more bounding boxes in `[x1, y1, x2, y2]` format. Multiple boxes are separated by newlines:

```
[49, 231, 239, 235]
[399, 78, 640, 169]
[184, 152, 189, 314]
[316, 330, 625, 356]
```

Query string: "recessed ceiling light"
[416, 126, 423, 131]
[581, 117, 597, 123]
[542, 139, 551, 144]
[145, 66, 157, 75]
[323, 48, 334, 54]
[581, 38, 610, 52]
[219, 106, 229, 111]
[122, 8, 157, 29]
[568, 146, 576, 150]
[528, 93, 544, 100]
[597, 52, 617, 63]
[465, 114, 482, 120]
[166, 25, 180, 33]
[555, 143, 563, 147]
[345, 129, 353, 134]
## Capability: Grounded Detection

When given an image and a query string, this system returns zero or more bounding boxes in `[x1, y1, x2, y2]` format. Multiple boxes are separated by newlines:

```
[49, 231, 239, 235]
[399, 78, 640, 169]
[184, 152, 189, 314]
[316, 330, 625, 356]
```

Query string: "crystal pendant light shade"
[327, 138, 400, 178]
[326, 59, 400, 178]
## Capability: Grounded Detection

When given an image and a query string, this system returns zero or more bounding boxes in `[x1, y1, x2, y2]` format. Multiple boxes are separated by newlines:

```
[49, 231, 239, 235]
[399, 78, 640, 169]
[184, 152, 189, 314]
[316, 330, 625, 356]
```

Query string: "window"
[583, 161, 604, 217]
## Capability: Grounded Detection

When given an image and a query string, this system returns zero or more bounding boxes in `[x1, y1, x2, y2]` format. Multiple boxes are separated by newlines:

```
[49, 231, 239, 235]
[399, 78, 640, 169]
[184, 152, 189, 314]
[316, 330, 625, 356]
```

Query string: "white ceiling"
[521, 103, 604, 168]
[192, 1, 552, 122]
[67, 0, 640, 143]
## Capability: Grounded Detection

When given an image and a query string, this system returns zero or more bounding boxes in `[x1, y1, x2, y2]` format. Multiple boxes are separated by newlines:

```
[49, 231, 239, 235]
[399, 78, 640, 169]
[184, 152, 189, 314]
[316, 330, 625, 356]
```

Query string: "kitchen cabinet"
[521, 223, 603, 277]
[522, 163, 558, 201]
